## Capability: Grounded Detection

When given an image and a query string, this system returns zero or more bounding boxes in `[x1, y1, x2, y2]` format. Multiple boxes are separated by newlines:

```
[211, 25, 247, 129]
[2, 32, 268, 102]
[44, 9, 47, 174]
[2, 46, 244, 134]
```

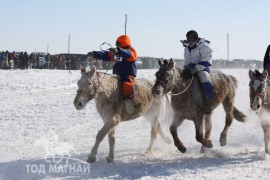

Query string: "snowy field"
[0, 68, 269, 180]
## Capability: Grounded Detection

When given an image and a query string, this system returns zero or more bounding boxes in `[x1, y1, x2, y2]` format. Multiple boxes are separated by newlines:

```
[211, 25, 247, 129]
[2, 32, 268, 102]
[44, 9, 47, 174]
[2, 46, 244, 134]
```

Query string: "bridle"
[255, 91, 268, 105]
[252, 80, 268, 104]
[76, 73, 100, 100]
[255, 92, 268, 105]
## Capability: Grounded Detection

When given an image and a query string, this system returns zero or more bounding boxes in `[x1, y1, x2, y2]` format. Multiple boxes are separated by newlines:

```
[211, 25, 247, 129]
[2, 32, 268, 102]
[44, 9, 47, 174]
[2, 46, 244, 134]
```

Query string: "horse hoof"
[165, 137, 171, 144]
[177, 146, 186, 153]
[106, 156, 114, 163]
[207, 140, 213, 148]
[145, 150, 153, 155]
[219, 138, 227, 146]
[87, 156, 96, 163]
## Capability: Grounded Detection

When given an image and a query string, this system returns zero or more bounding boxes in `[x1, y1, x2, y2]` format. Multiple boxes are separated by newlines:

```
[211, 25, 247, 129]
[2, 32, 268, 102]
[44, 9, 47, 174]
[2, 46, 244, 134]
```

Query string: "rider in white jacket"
[181, 30, 213, 114]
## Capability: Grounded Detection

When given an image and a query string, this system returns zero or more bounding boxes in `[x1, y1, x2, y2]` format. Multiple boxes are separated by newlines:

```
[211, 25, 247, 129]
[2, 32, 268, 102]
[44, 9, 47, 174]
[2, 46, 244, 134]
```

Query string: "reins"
[169, 75, 193, 96]
[253, 79, 269, 104]
[100, 42, 112, 51]
[156, 74, 194, 96]
[256, 92, 269, 104]
[99, 42, 113, 76]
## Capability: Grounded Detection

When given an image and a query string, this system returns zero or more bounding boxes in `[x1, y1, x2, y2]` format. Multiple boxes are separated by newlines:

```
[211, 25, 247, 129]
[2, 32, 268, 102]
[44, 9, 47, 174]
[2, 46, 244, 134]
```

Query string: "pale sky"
[0, 0, 269, 60]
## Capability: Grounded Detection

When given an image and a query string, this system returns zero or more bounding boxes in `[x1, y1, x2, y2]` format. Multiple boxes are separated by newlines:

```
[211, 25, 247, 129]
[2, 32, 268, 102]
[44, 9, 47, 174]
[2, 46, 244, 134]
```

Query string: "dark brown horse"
[152, 59, 246, 153]
[249, 69, 270, 155]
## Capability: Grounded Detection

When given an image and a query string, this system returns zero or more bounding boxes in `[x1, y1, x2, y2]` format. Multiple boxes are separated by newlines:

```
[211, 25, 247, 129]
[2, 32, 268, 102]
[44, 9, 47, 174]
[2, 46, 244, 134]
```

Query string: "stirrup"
[124, 99, 134, 114]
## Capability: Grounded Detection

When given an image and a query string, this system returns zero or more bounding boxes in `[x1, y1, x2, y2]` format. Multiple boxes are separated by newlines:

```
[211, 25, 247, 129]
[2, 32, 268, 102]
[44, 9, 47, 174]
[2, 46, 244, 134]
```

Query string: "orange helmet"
[116, 35, 131, 48]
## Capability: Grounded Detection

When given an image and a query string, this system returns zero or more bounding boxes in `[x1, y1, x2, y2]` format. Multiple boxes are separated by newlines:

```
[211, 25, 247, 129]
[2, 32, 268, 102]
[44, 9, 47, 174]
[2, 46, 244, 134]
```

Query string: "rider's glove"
[87, 51, 94, 57]
[108, 48, 118, 55]
[189, 67, 198, 74]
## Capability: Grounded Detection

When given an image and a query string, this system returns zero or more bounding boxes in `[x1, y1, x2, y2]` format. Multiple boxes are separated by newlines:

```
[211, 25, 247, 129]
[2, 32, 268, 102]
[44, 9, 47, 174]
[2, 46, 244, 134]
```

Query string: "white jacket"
[181, 38, 212, 72]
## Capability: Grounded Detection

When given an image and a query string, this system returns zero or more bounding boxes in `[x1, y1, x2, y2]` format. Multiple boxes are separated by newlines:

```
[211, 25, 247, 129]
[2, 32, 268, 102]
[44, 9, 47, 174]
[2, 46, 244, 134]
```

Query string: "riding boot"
[122, 76, 135, 114]
[124, 96, 134, 114]
[201, 82, 214, 115]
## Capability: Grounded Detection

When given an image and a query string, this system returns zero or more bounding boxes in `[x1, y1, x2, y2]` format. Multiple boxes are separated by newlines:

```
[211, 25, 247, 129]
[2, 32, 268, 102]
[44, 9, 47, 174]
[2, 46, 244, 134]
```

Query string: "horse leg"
[87, 121, 117, 163]
[194, 115, 213, 148]
[262, 124, 270, 154]
[106, 129, 116, 162]
[220, 98, 234, 146]
[201, 113, 213, 152]
[156, 121, 171, 144]
[146, 120, 158, 153]
[146, 119, 171, 154]
[170, 114, 186, 153]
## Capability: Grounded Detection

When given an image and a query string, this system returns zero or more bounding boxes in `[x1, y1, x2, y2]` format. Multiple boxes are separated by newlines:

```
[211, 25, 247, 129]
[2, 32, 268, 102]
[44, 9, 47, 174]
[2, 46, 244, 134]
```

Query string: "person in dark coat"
[263, 44, 270, 75]
[19, 52, 24, 69]
[22, 52, 29, 70]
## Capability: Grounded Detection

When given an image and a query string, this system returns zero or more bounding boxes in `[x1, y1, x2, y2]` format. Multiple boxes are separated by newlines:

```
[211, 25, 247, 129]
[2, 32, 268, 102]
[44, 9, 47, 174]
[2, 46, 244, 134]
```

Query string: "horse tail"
[229, 75, 238, 89]
[233, 106, 247, 122]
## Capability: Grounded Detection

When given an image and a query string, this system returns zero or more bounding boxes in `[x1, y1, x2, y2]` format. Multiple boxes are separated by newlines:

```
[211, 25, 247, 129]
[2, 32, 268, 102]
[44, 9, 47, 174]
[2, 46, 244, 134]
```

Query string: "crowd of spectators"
[0, 51, 91, 70]
[0, 50, 263, 70]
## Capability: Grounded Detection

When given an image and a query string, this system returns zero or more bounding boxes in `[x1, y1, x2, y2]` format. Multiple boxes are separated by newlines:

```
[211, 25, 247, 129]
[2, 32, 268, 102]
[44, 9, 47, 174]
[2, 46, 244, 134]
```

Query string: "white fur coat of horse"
[74, 67, 170, 163]
[249, 69, 270, 155]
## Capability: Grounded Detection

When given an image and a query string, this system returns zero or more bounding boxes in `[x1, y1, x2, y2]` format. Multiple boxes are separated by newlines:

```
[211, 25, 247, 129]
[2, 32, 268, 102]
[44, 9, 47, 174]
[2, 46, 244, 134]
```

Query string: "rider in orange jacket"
[88, 35, 138, 113]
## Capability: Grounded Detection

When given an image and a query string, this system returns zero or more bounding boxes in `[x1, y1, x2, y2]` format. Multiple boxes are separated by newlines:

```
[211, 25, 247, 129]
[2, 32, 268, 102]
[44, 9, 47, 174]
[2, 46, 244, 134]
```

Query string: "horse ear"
[90, 66, 96, 74]
[80, 65, 86, 74]
[262, 69, 268, 80]
[168, 58, 175, 69]
[248, 69, 254, 79]
[158, 59, 163, 67]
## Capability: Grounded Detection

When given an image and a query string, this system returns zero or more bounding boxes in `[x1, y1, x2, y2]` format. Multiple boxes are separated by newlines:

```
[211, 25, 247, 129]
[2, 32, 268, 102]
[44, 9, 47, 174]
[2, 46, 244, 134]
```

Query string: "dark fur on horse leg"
[194, 116, 213, 148]
[170, 116, 186, 153]
[106, 129, 116, 163]
[220, 98, 234, 146]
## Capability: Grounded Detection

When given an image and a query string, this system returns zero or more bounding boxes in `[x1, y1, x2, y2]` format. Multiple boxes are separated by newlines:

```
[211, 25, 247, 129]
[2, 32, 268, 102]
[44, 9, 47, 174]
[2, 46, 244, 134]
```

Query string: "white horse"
[73, 67, 171, 163]
[249, 69, 270, 155]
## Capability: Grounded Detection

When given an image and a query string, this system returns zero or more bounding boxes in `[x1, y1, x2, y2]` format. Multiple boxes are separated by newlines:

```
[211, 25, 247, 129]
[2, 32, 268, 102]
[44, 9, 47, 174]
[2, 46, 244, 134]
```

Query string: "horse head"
[152, 58, 177, 99]
[249, 69, 269, 112]
[74, 66, 99, 110]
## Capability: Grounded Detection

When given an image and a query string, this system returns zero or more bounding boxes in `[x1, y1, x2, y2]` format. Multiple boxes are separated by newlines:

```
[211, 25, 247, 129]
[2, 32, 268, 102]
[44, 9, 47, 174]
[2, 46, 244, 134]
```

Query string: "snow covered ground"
[0, 68, 269, 180]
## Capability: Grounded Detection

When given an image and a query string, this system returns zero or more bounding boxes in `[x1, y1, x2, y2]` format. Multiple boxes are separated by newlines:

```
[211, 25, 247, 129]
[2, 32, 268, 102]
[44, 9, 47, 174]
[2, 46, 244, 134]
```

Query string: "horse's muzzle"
[152, 85, 163, 99]
[250, 103, 261, 112]
[74, 100, 85, 110]
[77, 102, 83, 109]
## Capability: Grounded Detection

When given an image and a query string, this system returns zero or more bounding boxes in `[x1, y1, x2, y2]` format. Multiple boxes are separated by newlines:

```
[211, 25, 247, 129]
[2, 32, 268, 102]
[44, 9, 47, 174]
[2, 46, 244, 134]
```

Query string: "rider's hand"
[181, 68, 192, 79]
[87, 51, 94, 57]
[189, 67, 198, 74]
[108, 48, 118, 55]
